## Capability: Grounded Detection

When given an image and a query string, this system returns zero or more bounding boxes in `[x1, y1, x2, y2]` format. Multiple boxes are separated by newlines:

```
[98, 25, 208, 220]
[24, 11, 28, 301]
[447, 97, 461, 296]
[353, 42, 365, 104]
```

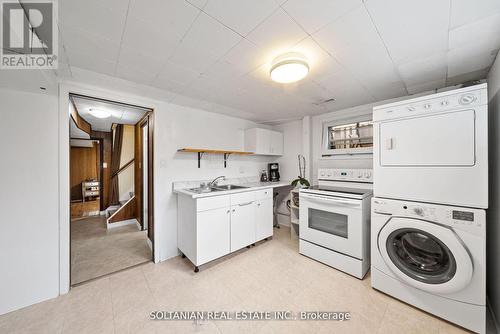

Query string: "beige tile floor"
[1, 226, 493, 333]
[71, 216, 152, 285]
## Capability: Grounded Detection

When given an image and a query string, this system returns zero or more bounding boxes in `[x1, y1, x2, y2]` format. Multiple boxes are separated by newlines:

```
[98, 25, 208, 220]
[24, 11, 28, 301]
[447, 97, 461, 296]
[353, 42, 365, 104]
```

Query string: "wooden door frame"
[136, 112, 154, 257]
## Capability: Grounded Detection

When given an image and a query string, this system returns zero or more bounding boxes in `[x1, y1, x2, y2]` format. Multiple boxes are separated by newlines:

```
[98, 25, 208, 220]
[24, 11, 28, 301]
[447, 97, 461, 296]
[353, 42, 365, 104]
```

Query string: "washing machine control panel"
[372, 198, 485, 236]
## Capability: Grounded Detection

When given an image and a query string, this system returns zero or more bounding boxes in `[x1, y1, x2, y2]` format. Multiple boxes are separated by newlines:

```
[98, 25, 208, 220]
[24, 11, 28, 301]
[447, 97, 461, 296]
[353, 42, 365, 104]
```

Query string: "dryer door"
[378, 217, 473, 294]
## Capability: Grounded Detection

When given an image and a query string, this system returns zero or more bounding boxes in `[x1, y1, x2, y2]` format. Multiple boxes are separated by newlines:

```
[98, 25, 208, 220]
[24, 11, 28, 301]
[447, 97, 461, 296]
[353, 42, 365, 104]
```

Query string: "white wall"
[273, 120, 303, 182]
[0, 88, 59, 314]
[272, 120, 303, 226]
[487, 52, 500, 329]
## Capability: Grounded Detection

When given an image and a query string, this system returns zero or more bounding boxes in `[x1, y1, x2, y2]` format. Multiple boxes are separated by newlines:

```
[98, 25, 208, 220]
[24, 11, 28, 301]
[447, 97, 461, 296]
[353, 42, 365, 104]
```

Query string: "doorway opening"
[69, 93, 154, 285]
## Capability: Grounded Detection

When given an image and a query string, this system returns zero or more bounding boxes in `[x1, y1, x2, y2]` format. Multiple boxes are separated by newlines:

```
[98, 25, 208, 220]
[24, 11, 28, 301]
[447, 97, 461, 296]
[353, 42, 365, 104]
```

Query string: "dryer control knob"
[459, 94, 476, 105]
[413, 207, 424, 216]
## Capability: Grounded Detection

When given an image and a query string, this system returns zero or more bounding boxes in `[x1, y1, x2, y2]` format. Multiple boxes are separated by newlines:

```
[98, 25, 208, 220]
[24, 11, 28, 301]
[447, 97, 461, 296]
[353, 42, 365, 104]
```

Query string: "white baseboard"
[107, 218, 138, 229]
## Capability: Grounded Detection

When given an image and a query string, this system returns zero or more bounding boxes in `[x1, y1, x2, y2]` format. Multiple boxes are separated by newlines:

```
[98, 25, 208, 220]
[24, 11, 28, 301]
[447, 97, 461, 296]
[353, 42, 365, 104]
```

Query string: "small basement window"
[326, 121, 373, 150]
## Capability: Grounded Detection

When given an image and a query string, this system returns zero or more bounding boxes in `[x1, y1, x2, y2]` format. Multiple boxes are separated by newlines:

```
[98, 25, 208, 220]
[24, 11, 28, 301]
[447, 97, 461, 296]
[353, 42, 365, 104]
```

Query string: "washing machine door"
[378, 217, 473, 294]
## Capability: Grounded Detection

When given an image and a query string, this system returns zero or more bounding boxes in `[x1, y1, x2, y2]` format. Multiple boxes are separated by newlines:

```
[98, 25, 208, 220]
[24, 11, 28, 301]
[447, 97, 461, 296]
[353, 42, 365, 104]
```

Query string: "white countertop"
[174, 181, 292, 198]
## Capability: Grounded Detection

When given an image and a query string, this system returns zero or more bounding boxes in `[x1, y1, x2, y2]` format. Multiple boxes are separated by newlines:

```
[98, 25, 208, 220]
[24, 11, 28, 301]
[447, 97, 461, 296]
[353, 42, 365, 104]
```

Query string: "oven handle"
[301, 193, 361, 208]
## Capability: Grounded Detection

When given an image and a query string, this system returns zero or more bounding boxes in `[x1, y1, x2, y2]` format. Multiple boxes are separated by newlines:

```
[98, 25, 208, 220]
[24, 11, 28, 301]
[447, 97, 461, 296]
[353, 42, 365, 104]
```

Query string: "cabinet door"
[257, 129, 272, 154]
[271, 131, 283, 155]
[256, 198, 273, 241]
[230, 202, 256, 252]
[197, 207, 231, 265]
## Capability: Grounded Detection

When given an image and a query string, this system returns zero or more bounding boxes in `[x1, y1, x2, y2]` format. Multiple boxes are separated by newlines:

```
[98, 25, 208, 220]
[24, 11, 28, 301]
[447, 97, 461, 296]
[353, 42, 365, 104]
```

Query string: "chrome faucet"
[209, 176, 226, 187]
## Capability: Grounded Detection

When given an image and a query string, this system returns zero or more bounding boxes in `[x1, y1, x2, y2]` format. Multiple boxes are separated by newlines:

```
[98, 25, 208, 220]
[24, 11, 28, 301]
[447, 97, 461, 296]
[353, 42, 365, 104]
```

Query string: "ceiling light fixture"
[88, 108, 111, 119]
[270, 52, 309, 83]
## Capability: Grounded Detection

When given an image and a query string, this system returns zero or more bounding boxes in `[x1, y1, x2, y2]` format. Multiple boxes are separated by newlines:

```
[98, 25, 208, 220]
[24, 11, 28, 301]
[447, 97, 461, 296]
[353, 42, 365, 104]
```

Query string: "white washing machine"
[371, 197, 486, 333]
[373, 83, 488, 208]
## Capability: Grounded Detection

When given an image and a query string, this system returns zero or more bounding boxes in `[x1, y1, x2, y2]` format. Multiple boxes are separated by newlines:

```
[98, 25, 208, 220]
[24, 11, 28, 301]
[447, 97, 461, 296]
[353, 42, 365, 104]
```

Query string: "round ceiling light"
[270, 52, 309, 83]
[88, 108, 111, 119]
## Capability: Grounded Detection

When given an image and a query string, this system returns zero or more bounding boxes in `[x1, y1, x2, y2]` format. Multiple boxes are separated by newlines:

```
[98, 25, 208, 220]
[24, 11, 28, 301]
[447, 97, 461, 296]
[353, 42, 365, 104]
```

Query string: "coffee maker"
[268, 163, 280, 182]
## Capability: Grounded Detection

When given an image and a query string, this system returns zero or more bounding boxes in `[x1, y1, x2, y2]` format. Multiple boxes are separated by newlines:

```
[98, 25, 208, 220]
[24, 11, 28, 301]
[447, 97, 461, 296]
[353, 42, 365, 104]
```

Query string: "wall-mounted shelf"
[177, 148, 254, 168]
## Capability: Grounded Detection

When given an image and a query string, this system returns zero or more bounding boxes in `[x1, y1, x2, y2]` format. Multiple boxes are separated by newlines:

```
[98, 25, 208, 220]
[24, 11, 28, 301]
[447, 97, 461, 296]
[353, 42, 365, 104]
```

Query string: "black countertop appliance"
[268, 163, 280, 182]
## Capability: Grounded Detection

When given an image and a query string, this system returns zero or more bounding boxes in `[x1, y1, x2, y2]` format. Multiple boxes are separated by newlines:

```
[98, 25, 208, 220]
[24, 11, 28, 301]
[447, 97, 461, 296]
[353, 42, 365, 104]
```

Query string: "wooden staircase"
[107, 193, 137, 227]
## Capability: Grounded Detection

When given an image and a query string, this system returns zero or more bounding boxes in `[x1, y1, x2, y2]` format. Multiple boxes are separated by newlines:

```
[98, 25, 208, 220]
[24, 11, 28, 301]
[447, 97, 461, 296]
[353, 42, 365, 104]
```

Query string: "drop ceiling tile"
[367, 81, 407, 101]
[120, 18, 182, 61]
[150, 74, 189, 95]
[186, 0, 208, 9]
[447, 47, 496, 77]
[245, 8, 307, 62]
[364, 0, 449, 64]
[60, 26, 121, 64]
[153, 61, 200, 87]
[60, 0, 128, 42]
[221, 39, 267, 74]
[65, 48, 117, 77]
[127, 0, 199, 25]
[169, 12, 242, 72]
[449, 13, 500, 51]
[117, 46, 165, 79]
[200, 59, 245, 84]
[290, 37, 344, 82]
[397, 52, 447, 86]
[282, 80, 336, 105]
[203, 0, 279, 36]
[450, 0, 500, 29]
[447, 68, 489, 86]
[282, 0, 362, 34]
[313, 6, 399, 87]
[406, 78, 447, 95]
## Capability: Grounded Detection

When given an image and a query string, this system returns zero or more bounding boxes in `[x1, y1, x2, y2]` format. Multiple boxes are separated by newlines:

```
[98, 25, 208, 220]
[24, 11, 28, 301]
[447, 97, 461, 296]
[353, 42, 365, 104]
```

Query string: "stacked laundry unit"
[370, 83, 488, 333]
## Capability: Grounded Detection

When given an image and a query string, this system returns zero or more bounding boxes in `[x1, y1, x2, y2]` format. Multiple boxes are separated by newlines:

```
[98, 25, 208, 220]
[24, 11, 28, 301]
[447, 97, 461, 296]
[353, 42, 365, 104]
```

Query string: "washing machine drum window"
[387, 228, 457, 284]
[378, 217, 473, 294]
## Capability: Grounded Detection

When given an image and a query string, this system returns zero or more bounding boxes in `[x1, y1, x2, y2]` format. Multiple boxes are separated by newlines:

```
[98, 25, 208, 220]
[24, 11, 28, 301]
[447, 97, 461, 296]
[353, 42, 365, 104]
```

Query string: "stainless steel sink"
[186, 187, 225, 194]
[213, 184, 248, 190]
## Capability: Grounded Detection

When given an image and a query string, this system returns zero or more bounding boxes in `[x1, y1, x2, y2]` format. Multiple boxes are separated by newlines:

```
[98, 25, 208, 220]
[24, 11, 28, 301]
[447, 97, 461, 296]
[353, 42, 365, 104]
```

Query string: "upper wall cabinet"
[245, 128, 284, 156]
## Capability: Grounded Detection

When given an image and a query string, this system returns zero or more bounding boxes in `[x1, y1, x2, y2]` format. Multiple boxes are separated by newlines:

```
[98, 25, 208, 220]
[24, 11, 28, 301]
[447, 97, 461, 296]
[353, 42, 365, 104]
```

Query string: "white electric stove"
[299, 168, 373, 279]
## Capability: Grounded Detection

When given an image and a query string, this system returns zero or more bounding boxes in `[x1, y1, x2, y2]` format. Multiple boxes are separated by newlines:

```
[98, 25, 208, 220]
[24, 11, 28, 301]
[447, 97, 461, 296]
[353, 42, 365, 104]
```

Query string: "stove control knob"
[424, 104, 431, 109]
[413, 207, 424, 216]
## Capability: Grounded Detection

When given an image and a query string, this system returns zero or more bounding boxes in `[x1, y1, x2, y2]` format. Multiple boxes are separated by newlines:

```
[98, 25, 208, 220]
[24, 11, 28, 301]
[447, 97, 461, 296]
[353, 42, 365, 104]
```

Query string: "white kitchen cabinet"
[177, 187, 275, 271]
[197, 207, 231, 265]
[256, 198, 273, 241]
[244, 128, 283, 156]
[271, 131, 284, 155]
[230, 201, 256, 252]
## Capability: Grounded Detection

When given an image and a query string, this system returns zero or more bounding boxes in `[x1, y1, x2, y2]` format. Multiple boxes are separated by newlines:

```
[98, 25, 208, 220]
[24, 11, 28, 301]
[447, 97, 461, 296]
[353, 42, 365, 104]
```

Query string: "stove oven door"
[300, 192, 364, 259]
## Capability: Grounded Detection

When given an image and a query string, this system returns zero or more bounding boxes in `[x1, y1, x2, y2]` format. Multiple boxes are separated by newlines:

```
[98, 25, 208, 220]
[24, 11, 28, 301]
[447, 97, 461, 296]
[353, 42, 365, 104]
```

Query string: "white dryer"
[371, 197, 486, 333]
[372, 83, 488, 208]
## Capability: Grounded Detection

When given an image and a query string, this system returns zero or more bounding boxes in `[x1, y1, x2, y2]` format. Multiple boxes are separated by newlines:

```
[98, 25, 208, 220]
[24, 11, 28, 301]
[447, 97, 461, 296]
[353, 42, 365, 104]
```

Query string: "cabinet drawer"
[230, 191, 256, 205]
[255, 188, 272, 200]
[197, 195, 230, 212]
